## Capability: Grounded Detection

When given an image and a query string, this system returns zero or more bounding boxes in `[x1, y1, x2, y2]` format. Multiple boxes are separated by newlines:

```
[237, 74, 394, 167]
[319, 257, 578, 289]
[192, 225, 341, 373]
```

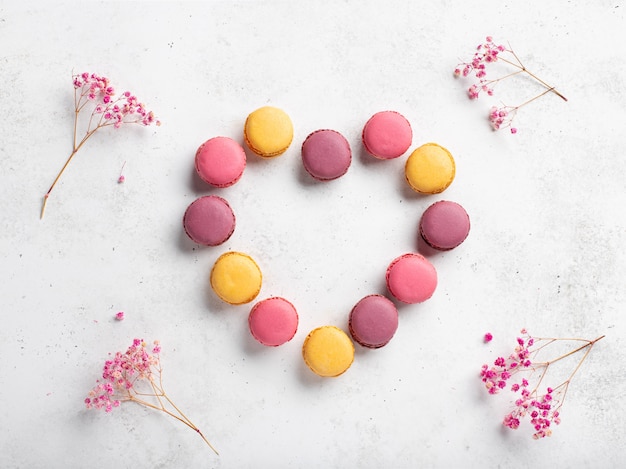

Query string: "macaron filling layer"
[420, 200, 470, 250]
[362, 111, 412, 159]
[249, 297, 298, 346]
[386, 253, 437, 304]
[349, 294, 398, 348]
[195, 136, 246, 188]
[183, 195, 236, 246]
[301, 129, 352, 180]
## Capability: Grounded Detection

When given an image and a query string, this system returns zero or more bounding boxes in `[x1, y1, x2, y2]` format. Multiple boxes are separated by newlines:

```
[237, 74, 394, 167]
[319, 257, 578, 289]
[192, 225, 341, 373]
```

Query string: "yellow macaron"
[302, 326, 355, 377]
[405, 143, 456, 194]
[244, 106, 293, 157]
[210, 251, 262, 305]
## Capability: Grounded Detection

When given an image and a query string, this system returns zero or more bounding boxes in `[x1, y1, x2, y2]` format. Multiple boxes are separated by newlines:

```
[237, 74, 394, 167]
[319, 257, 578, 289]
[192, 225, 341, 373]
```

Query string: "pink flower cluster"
[41, 72, 160, 218]
[480, 330, 533, 394]
[454, 36, 506, 99]
[454, 36, 567, 134]
[489, 106, 517, 133]
[85, 338, 160, 412]
[480, 329, 603, 440]
[84, 338, 217, 454]
[504, 387, 561, 439]
[73, 72, 160, 128]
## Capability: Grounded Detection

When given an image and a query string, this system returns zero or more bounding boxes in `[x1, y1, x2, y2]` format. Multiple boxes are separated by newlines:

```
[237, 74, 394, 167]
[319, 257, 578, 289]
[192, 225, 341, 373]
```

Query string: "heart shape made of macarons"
[183, 107, 470, 378]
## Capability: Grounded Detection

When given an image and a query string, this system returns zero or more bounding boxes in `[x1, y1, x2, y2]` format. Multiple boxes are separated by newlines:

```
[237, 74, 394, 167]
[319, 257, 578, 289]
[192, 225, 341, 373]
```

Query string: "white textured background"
[1, 1, 625, 468]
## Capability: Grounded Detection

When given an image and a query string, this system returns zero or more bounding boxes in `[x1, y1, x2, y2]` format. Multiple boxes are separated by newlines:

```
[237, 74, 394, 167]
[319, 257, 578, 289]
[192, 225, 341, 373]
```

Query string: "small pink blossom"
[115, 311, 124, 321]
[484, 332, 493, 343]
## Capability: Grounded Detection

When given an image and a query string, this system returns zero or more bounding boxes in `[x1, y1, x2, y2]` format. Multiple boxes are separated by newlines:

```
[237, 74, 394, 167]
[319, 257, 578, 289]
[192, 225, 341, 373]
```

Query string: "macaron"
[362, 111, 412, 159]
[183, 195, 235, 246]
[386, 253, 437, 304]
[405, 143, 456, 194]
[210, 251, 262, 305]
[195, 136, 246, 188]
[244, 106, 293, 157]
[301, 129, 352, 181]
[348, 294, 399, 348]
[302, 326, 355, 377]
[420, 200, 470, 251]
[248, 297, 299, 346]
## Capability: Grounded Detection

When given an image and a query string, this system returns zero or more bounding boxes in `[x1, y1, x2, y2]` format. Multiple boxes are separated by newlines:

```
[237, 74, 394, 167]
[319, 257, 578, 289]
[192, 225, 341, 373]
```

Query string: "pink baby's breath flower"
[40, 73, 160, 219]
[454, 36, 567, 133]
[480, 329, 604, 439]
[484, 332, 493, 343]
[115, 311, 125, 321]
[85, 338, 217, 454]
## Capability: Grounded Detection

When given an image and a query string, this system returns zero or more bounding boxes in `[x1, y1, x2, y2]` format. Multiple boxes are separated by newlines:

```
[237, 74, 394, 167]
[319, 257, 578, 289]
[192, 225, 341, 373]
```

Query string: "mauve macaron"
[195, 136, 246, 188]
[420, 200, 470, 251]
[362, 111, 412, 159]
[249, 297, 299, 347]
[386, 253, 437, 304]
[348, 294, 399, 348]
[301, 129, 352, 181]
[183, 195, 235, 246]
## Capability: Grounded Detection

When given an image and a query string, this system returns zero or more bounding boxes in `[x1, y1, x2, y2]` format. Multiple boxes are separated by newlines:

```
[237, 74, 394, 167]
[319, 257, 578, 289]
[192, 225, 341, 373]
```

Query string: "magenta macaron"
[362, 111, 412, 159]
[301, 129, 352, 181]
[248, 297, 299, 346]
[386, 253, 437, 304]
[348, 294, 399, 348]
[420, 200, 470, 251]
[195, 136, 246, 188]
[183, 195, 236, 246]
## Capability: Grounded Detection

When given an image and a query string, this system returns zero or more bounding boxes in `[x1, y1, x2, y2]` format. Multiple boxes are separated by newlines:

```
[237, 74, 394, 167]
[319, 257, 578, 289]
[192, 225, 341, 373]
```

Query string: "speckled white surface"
[1, 1, 625, 468]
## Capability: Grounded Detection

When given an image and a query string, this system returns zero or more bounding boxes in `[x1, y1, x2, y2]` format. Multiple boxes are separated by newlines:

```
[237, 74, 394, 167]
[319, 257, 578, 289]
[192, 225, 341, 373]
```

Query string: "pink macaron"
[183, 195, 236, 246]
[348, 294, 399, 348]
[362, 111, 412, 159]
[248, 297, 299, 346]
[195, 136, 246, 188]
[386, 253, 437, 304]
[420, 200, 470, 251]
[301, 129, 352, 181]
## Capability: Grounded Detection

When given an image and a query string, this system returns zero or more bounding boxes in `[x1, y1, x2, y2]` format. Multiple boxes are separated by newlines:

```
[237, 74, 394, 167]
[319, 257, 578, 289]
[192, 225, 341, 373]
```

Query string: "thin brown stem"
[128, 392, 219, 455]
[497, 51, 568, 102]
[40, 128, 98, 219]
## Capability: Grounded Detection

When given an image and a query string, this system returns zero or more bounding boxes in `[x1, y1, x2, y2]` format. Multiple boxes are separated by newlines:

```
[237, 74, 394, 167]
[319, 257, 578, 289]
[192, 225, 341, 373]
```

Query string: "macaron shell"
[183, 195, 236, 246]
[362, 111, 412, 159]
[386, 253, 437, 304]
[302, 326, 355, 377]
[420, 200, 470, 250]
[405, 143, 456, 194]
[244, 106, 294, 157]
[301, 129, 352, 181]
[195, 136, 246, 188]
[210, 252, 262, 305]
[249, 297, 299, 347]
[348, 294, 399, 348]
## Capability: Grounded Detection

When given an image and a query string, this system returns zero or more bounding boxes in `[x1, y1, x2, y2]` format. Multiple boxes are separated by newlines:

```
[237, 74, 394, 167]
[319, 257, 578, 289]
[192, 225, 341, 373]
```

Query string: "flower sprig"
[454, 36, 567, 133]
[40, 72, 160, 218]
[85, 338, 218, 455]
[480, 329, 604, 439]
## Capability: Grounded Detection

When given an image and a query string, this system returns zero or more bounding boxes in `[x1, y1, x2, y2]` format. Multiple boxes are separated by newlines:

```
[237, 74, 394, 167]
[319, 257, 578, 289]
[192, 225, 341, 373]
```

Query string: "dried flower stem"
[455, 36, 567, 133]
[85, 339, 217, 454]
[480, 330, 604, 439]
[41, 72, 159, 218]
